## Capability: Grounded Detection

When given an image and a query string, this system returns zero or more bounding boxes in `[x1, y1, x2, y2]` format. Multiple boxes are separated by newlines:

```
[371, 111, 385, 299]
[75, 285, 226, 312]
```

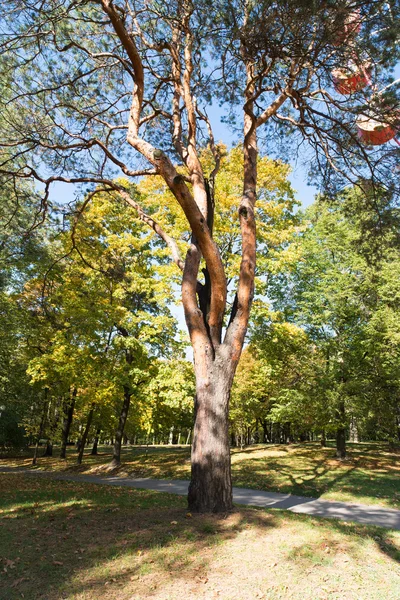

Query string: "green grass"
[5, 441, 400, 509]
[1, 472, 400, 600]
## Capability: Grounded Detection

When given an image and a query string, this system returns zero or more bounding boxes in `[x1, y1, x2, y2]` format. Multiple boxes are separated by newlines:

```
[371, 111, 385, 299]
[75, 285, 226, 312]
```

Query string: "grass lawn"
[3, 441, 400, 509]
[1, 472, 400, 600]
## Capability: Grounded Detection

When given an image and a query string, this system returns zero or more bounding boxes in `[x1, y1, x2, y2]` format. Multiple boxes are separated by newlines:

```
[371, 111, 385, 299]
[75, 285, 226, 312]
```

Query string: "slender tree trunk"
[188, 365, 233, 514]
[32, 391, 48, 466]
[262, 419, 268, 443]
[336, 401, 346, 459]
[110, 386, 131, 467]
[168, 426, 174, 445]
[60, 389, 77, 459]
[77, 406, 94, 465]
[91, 428, 101, 455]
[320, 429, 326, 447]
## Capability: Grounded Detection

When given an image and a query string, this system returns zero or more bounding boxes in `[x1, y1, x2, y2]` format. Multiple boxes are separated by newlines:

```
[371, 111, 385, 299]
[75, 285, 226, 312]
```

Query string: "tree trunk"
[336, 401, 346, 459]
[110, 386, 131, 467]
[168, 425, 174, 445]
[91, 428, 101, 455]
[32, 391, 48, 466]
[43, 441, 53, 456]
[60, 389, 77, 459]
[188, 368, 233, 514]
[77, 406, 94, 465]
[349, 416, 359, 442]
[320, 429, 326, 447]
[262, 419, 269, 443]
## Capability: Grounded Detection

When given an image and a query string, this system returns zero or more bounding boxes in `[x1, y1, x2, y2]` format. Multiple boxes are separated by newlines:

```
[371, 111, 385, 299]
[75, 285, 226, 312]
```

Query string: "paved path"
[1, 466, 400, 531]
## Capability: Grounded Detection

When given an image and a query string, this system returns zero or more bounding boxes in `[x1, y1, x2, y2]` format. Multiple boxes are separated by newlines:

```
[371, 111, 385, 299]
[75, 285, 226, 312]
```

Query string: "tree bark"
[168, 425, 174, 445]
[110, 386, 131, 467]
[188, 364, 233, 513]
[32, 390, 48, 466]
[77, 406, 94, 465]
[91, 428, 101, 455]
[349, 416, 359, 442]
[320, 429, 327, 447]
[43, 441, 53, 456]
[336, 401, 347, 459]
[60, 388, 77, 459]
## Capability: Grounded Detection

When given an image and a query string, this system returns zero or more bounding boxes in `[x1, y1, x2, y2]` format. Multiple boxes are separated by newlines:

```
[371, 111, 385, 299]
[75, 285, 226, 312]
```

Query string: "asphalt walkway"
[1, 466, 400, 530]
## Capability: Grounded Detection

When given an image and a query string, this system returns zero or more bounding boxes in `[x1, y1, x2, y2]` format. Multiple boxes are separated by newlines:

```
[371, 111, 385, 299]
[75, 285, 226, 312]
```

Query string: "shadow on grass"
[1, 471, 400, 600]
[2, 441, 399, 508]
[230, 442, 400, 508]
[0, 472, 274, 600]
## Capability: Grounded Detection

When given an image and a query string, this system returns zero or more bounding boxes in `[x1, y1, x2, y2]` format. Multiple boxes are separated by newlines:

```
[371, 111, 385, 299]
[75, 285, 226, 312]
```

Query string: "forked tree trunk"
[60, 389, 77, 459]
[188, 364, 233, 513]
[77, 406, 94, 465]
[110, 386, 131, 467]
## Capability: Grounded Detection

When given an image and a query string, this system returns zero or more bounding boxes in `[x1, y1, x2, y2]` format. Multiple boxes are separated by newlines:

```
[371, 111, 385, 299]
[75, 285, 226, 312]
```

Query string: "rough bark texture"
[111, 386, 131, 466]
[60, 389, 77, 459]
[77, 406, 94, 465]
[188, 361, 233, 513]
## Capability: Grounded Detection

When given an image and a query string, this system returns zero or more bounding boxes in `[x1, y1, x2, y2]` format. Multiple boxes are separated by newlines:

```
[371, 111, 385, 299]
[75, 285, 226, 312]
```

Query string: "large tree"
[1, 0, 399, 511]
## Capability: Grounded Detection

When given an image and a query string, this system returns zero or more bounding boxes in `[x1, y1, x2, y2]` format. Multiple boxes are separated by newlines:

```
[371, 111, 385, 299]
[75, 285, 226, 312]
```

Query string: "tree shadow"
[230, 442, 400, 508]
[1, 472, 400, 600]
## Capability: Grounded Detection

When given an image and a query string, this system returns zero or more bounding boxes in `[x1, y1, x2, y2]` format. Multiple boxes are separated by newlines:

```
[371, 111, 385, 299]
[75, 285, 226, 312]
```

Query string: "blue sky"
[49, 105, 318, 210]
